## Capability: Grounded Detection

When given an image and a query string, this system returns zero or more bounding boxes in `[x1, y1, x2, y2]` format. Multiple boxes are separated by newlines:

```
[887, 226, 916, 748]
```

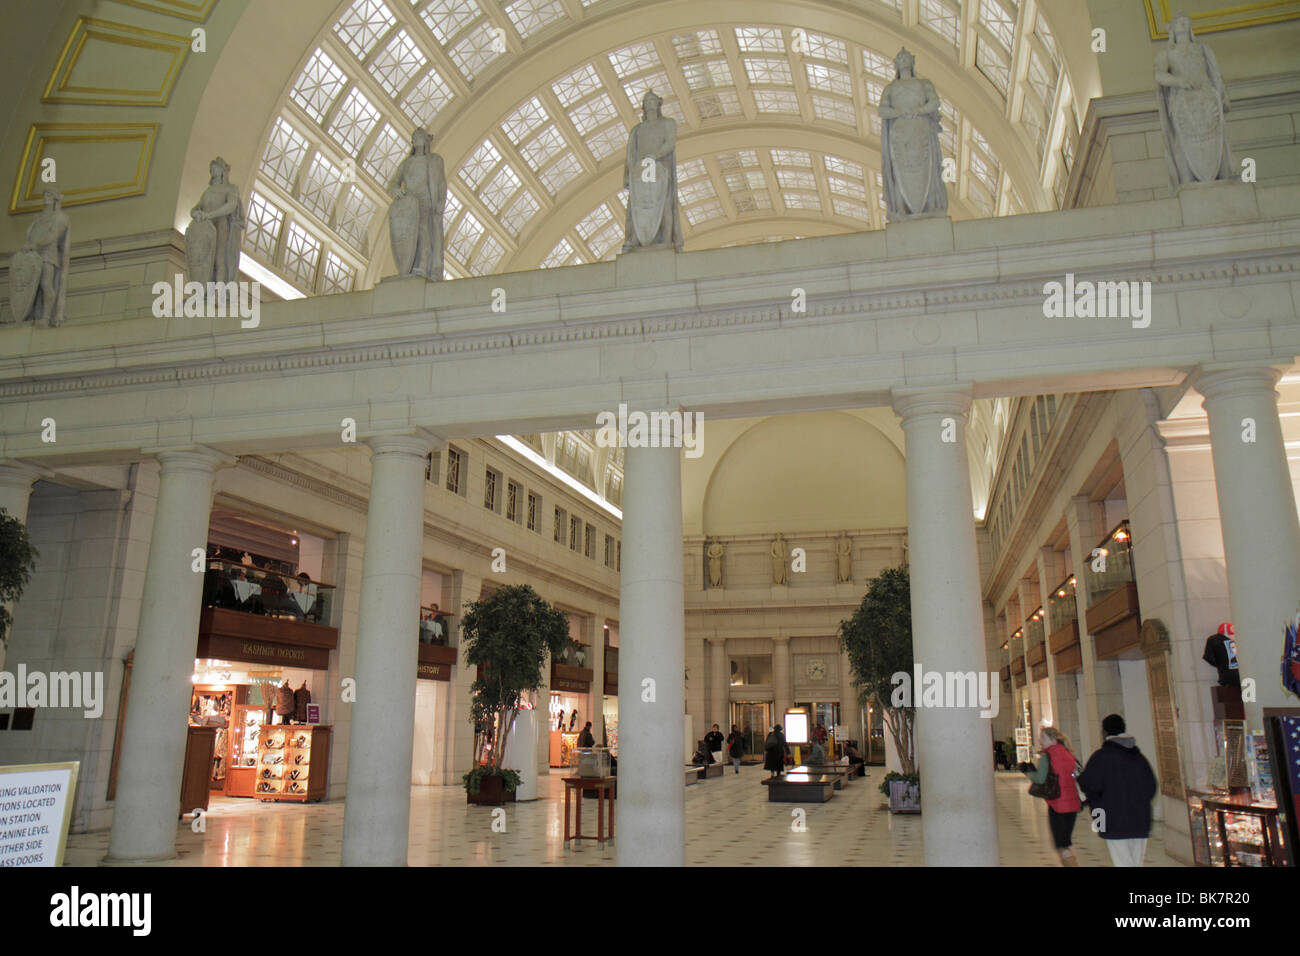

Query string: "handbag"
[1027, 757, 1061, 800]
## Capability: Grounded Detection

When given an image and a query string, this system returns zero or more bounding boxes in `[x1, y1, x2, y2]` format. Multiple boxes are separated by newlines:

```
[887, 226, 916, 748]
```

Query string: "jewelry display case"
[223, 704, 267, 798]
[255, 724, 331, 802]
[1186, 789, 1289, 867]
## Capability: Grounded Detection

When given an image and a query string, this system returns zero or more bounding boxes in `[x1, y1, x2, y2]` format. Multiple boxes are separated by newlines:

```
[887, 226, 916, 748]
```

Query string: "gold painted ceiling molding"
[9, 123, 159, 214]
[44, 17, 192, 107]
[1144, 0, 1300, 38]
[108, 0, 216, 22]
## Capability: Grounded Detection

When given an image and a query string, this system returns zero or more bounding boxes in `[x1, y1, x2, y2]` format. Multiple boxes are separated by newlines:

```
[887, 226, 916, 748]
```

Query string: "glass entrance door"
[731, 701, 770, 761]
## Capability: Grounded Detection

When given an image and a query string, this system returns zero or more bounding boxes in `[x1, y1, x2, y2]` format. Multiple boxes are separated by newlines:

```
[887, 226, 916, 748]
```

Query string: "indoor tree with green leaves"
[838, 565, 916, 776]
[460, 584, 574, 792]
[0, 507, 39, 652]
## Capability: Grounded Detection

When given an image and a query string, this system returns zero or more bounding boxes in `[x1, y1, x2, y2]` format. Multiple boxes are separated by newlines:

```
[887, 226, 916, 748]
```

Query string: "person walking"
[1022, 726, 1082, 866]
[763, 724, 787, 778]
[726, 724, 744, 773]
[1077, 714, 1158, 867]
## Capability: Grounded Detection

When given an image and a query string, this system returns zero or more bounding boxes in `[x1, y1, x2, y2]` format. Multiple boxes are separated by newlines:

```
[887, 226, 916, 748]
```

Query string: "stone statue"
[186, 157, 244, 285]
[1154, 14, 1234, 191]
[878, 49, 947, 222]
[387, 127, 446, 280]
[622, 91, 683, 253]
[706, 539, 725, 588]
[836, 532, 852, 584]
[901, 533, 909, 566]
[771, 533, 788, 586]
[8, 189, 70, 327]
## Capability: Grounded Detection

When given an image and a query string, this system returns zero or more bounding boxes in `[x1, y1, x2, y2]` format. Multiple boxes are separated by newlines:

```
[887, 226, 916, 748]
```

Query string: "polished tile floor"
[64, 769, 1182, 866]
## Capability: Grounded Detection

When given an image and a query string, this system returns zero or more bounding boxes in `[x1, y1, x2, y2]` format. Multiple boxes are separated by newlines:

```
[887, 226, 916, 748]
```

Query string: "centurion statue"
[186, 156, 245, 286]
[8, 189, 71, 327]
[622, 90, 683, 253]
[1154, 14, 1234, 191]
[387, 127, 447, 280]
[878, 48, 948, 222]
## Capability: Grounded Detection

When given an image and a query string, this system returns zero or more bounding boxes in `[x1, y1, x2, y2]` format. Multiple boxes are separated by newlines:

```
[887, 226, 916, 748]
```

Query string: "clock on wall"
[805, 658, 827, 681]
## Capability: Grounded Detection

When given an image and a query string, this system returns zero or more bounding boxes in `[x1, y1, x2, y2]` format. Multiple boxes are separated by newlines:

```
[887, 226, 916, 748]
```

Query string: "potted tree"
[0, 507, 39, 666]
[461, 584, 573, 806]
[838, 565, 920, 813]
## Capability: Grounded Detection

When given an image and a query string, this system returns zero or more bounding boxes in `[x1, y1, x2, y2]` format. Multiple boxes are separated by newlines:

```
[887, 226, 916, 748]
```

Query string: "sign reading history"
[0, 762, 79, 867]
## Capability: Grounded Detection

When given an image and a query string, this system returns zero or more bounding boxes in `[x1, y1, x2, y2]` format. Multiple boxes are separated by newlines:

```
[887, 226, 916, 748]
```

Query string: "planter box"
[1010, 657, 1025, 675]
[466, 773, 519, 806]
[1087, 582, 1139, 633]
[888, 779, 921, 814]
[1027, 642, 1046, 667]
[1094, 615, 1141, 660]
[1048, 619, 1079, 655]
[1054, 643, 1083, 674]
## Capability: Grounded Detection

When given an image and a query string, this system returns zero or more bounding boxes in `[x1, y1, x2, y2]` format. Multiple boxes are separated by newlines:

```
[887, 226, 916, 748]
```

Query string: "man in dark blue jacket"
[1077, 714, 1158, 866]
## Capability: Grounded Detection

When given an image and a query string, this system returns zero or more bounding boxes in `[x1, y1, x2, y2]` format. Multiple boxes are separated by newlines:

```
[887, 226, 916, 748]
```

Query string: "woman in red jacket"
[1024, 725, 1082, 866]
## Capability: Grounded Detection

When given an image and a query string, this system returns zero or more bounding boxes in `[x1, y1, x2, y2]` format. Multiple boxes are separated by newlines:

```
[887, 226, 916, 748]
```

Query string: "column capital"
[144, 445, 236, 475]
[1194, 364, 1284, 404]
[890, 385, 974, 423]
[0, 460, 47, 491]
[364, 429, 439, 460]
[772, 634, 790, 645]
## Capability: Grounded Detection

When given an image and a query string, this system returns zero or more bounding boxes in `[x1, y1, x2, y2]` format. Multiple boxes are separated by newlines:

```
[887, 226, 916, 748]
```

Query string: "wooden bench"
[701, 762, 724, 779]
[685, 766, 704, 785]
[793, 763, 855, 790]
[761, 771, 835, 803]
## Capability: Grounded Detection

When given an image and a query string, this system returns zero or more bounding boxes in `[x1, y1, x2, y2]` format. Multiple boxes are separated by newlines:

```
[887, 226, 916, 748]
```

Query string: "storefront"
[413, 569, 453, 785]
[602, 622, 618, 754]
[548, 613, 594, 768]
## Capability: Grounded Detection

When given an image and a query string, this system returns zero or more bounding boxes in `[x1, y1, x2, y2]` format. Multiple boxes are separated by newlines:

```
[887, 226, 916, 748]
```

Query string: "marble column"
[772, 635, 791, 721]
[341, 433, 434, 866]
[105, 447, 230, 863]
[1198, 365, 1300, 726]
[709, 637, 729, 732]
[893, 387, 998, 866]
[616, 438, 684, 867]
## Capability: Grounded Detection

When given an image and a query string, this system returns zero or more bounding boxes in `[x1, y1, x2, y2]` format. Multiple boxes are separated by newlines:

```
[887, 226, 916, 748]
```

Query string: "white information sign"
[0, 762, 79, 867]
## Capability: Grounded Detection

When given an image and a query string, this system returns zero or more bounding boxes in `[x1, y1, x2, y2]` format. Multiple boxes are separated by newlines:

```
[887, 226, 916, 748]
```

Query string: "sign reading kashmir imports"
[0, 762, 79, 867]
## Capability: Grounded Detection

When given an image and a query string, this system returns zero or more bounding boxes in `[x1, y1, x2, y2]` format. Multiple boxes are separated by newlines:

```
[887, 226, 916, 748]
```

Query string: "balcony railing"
[202, 556, 334, 624]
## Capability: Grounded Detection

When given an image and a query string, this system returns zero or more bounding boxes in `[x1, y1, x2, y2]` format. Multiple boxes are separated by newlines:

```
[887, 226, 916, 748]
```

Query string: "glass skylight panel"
[678, 178, 716, 204]
[283, 221, 322, 287]
[776, 169, 815, 190]
[468, 233, 504, 274]
[587, 221, 622, 258]
[322, 251, 355, 293]
[575, 204, 613, 239]
[608, 42, 660, 78]
[442, 188, 462, 226]
[979, 0, 1016, 50]
[735, 26, 784, 53]
[447, 209, 483, 261]
[969, 149, 998, 191]
[752, 89, 799, 113]
[583, 124, 625, 160]
[262, 117, 309, 190]
[684, 199, 723, 225]
[459, 139, 501, 188]
[920, 0, 960, 46]
[802, 32, 847, 64]
[770, 148, 811, 168]
[732, 191, 772, 212]
[504, 0, 566, 39]
[722, 149, 758, 169]
[745, 57, 792, 86]
[538, 151, 582, 193]
[244, 190, 283, 259]
[1026, 48, 1058, 108]
[328, 87, 380, 154]
[520, 124, 565, 169]
[677, 157, 707, 180]
[864, 79, 884, 105]
[300, 153, 343, 219]
[403, 68, 453, 126]
[782, 192, 820, 210]
[371, 29, 426, 99]
[861, 48, 893, 82]
[694, 90, 741, 119]
[811, 94, 855, 125]
[336, 185, 377, 249]
[502, 96, 548, 143]
[500, 189, 539, 236]
[967, 180, 994, 217]
[671, 29, 722, 59]
[479, 164, 521, 212]
[828, 175, 866, 199]
[724, 170, 766, 192]
[623, 73, 671, 107]
[569, 93, 617, 134]
[541, 237, 575, 268]
[1034, 10, 1058, 59]
[682, 59, 732, 91]
[449, 23, 504, 81]
[552, 64, 602, 106]
[975, 38, 1010, 96]
[291, 49, 347, 123]
[421, 0, 479, 45]
[833, 197, 871, 220]
[333, 0, 395, 60]
[363, 122, 406, 183]
[805, 62, 851, 95]
[1021, 109, 1047, 162]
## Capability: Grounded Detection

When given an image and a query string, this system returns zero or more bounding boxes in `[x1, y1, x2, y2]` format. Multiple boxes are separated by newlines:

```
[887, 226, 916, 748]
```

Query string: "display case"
[568, 746, 611, 778]
[1186, 789, 1290, 867]
[224, 704, 267, 798]
[549, 730, 580, 768]
[256, 725, 331, 802]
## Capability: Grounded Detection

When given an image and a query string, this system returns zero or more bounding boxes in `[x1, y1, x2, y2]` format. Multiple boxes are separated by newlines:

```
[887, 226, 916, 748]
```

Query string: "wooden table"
[563, 776, 615, 847]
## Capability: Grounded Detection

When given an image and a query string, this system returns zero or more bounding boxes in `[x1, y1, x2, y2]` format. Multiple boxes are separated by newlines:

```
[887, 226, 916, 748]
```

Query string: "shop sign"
[306, 704, 320, 724]
[0, 761, 79, 867]
[418, 662, 450, 682]
[196, 633, 330, 670]
[552, 676, 588, 693]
